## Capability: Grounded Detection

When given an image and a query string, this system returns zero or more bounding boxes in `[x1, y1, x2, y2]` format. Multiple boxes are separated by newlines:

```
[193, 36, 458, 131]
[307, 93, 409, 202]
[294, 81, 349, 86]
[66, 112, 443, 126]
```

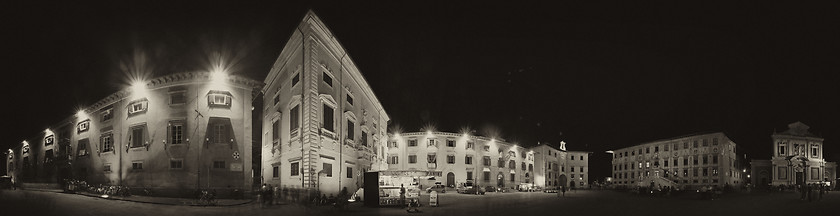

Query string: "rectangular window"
[712, 155, 718, 164]
[290, 105, 300, 132]
[497, 159, 504, 168]
[703, 139, 708, 146]
[447, 155, 455, 164]
[346, 94, 353, 106]
[580, 156, 583, 160]
[291, 162, 300, 176]
[510, 173, 515, 182]
[213, 161, 225, 169]
[274, 93, 280, 105]
[483, 156, 491, 166]
[361, 131, 368, 146]
[654, 146, 659, 152]
[693, 168, 698, 177]
[213, 124, 226, 143]
[77, 120, 90, 134]
[693, 141, 698, 148]
[713, 138, 719, 146]
[292, 73, 300, 86]
[683, 169, 688, 177]
[77, 139, 89, 157]
[130, 125, 145, 148]
[408, 140, 417, 147]
[465, 155, 473, 164]
[170, 159, 183, 169]
[389, 141, 397, 148]
[703, 168, 708, 176]
[683, 142, 688, 149]
[483, 171, 490, 181]
[323, 72, 333, 87]
[693, 157, 698, 165]
[466, 141, 474, 149]
[571, 155, 575, 160]
[702, 155, 708, 164]
[208, 92, 232, 107]
[100, 132, 114, 152]
[132, 161, 143, 170]
[170, 121, 184, 145]
[428, 154, 437, 164]
[409, 155, 417, 164]
[467, 171, 473, 180]
[388, 156, 399, 164]
[664, 145, 669, 151]
[170, 92, 186, 105]
[322, 104, 334, 132]
[346, 120, 355, 139]
[101, 107, 113, 122]
[347, 167, 353, 178]
[104, 164, 111, 172]
[483, 145, 490, 151]
[779, 145, 786, 155]
[646, 147, 650, 153]
[447, 140, 455, 147]
[273, 165, 279, 178]
[674, 159, 678, 167]
[683, 158, 688, 166]
[664, 160, 669, 167]
[427, 139, 436, 147]
[812, 146, 819, 157]
[674, 143, 679, 150]
[128, 99, 148, 115]
[322, 163, 332, 177]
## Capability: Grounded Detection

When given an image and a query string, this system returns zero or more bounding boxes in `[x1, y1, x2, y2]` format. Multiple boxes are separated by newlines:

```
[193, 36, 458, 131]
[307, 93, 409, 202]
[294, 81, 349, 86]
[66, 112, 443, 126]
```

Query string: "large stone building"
[4, 72, 262, 197]
[611, 132, 744, 190]
[260, 11, 390, 196]
[386, 132, 589, 190]
[750, 122, 836, 188]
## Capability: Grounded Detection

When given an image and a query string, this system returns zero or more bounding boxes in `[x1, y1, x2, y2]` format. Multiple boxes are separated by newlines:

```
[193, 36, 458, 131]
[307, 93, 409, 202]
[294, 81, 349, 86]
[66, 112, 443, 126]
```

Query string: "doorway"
[447, 172, 455, 187]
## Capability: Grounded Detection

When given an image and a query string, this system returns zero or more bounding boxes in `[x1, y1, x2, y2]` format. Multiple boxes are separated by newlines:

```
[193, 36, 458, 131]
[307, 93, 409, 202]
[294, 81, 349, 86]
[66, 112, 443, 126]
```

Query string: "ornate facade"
[751, 122, 836, 188]
[260, 11, 390, 196]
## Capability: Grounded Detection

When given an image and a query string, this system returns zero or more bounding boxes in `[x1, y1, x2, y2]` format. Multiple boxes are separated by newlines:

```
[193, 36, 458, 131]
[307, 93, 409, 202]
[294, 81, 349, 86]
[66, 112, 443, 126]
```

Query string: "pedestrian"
[400, 184, 406, 206]
[800, 184, 806, 200]
[561, 186, 566, 197]
[273, 186, 279, 205]
[806, 184, 812, 202]
[819, 184, 824, 201]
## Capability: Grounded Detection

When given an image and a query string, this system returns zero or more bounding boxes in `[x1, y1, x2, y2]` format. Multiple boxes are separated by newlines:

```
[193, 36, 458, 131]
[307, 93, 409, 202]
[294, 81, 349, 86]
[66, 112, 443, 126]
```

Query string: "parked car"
[544, 187, 557, 193]
[465, 185, 485, 195]
[427, 184, 446, 193]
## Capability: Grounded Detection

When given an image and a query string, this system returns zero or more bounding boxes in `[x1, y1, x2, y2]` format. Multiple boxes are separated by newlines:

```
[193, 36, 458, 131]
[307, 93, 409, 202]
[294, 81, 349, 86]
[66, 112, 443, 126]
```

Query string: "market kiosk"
[364, 170, 440, 207]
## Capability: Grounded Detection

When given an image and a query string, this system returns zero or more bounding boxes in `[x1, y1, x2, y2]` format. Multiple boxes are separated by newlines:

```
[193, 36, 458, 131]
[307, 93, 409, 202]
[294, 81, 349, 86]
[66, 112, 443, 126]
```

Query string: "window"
[571, 155, 575, 160]
[427, 154, 437, 164]
[683, 158, 688, 166]
[408, 140, 417, 147]
[664, 145, 669, 151]
[571, 174, 575, 178]
[654, 146, 659, 152]
[409, 155, 417, 164]
[346, 94, 353, 106]
[712, 155, 718, 164]
[447, 140, 455, 147]
[170, 91, 186, 105]
[529, 164, 533, 171]
[702, 155, 708, 164]
[498, 159, 504, 168]
[169, 120, 185, 145]
[291, 162, 300, 176]
[712, 168, 718, 176]
[274, 93, 280, 105]
[100, 132, 114, 153]
[664, 160, 669, 167]
[683, 142, 688, 149]
[322, 72, 333, 87]
[101, 107, 113, 122]
[693, 141, 698, 148]
[128, 99, 148, 115]
[322, 163, 332, 177]
[465, 155, 473, 164]
[447, 155, 455, 164]
[510, 173, 515, 182]
[483, 171, 490, 181]
[322, 104, 334, 132]
[170, 159, 183, 169]
[361, 131, 368, 146]
[77, 139, 89, 157]
[483, 156, 491, 166]
[389, 141, 397, 148]
[646, 147, 650, 154]
[467, 171, 473, 180]
[580, 156, 583, 160]
[683, 169, 688, 177]
[290, 105, 300, 133]
[427, 139, 436, 147]
[77, 120, 90, 134]
[292, 73, 300, 86]
[812, 146, 819, 157]
[346, 120, 355, 139]
[693, 157, 698, 165]
[346, 167, 353, 178]
[388, 156, 399, 164]
[273, 165, 279, 178]
[483, 145, 490, 151]
[712, 138, 718, 146]
[213, 161, 226, 169]
[703, 139, 708, 146]
[466, 141, 474, 149]
[214, 124, 226, 143]
[674, 143, 679, 150]
[130, 124, 146, 148]
[509, 160, 515, 169]
[778, 144, 786, 155]
[693, 168, 698, 177]
[132, 161, 143, 170]
[703, 168, 708, 176]
[104, 164, 111, 172]
[272, 120, 280, 146]
[208, 91, 232, 107]
[521, 162, 526, 170]
[673, 159, 678, 167]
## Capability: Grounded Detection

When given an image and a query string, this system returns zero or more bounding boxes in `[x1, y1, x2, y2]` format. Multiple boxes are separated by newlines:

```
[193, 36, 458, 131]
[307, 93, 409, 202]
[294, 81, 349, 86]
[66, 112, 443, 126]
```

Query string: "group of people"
[697, 185, 718, 200]
[259, 184, 279, 207]
[799, 183, 827, 202]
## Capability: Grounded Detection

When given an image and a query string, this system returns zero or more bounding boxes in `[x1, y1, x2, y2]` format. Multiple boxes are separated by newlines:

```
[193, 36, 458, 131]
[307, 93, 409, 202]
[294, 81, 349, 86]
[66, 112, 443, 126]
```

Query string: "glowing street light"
[76, 109, 88, 120]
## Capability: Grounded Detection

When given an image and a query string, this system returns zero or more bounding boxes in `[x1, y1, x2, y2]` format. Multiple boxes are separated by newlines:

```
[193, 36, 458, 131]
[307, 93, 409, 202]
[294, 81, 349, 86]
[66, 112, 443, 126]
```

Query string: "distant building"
[260, 11, 390, 196]
[530, 143, 592, 189]
[5, 72, 262, 196]
[750, 122, 836, 188]
[610, 132, 744, 190]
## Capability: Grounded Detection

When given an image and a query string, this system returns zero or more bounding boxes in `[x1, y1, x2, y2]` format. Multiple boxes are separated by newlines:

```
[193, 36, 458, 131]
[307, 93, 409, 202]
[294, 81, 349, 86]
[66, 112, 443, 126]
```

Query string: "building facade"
[260, 11, 390, 196]
[611, 132, 744, 190]
[5, 72, 262, 197]
[385, 132, 590, 190]
[750, 122, 836, 188]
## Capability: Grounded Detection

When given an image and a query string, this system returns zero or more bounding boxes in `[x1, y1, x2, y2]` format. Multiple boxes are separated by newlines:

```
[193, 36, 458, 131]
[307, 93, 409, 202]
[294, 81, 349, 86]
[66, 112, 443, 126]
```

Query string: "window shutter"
[166, 123, 171, 150]
[144, 124, 151, 151]
[127, 130, 132, 153]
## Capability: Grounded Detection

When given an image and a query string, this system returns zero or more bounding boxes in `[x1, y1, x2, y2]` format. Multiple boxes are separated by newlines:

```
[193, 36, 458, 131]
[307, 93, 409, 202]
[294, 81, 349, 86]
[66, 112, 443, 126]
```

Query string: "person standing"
[400, 184, 406, 206]
[561, 186, 566, 197]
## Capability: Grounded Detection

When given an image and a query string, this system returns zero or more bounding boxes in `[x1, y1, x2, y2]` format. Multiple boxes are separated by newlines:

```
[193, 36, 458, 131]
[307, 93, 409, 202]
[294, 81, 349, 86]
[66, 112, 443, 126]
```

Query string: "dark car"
[464, 185, 485, 195]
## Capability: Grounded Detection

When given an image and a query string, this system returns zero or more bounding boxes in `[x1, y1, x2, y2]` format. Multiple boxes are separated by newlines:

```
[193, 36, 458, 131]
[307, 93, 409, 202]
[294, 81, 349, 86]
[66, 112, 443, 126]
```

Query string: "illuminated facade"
[610, 132, 744, 189]
[530, 143, 591, 189]
[260, 11, 390, 196]
[750, 122, 836, 188]
[385, 132, 590, 190]
[5, 72, 262, 197]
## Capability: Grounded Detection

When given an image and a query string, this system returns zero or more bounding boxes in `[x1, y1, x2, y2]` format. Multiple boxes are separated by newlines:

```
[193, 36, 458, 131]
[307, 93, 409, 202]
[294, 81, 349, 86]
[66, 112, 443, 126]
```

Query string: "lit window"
[208, 91, 232, 107]
[77, 139, 89, 157]
[77, 120, 90, 134]
[128, 99, 148, 115]
[100, 132, 114, 152]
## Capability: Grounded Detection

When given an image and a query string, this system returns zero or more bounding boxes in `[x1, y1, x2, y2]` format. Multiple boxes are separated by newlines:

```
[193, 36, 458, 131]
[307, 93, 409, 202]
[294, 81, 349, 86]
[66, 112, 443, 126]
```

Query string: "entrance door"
[447, 172, 455, 187]
[497, 173, 505, 188]
[796, 172, 804, 185]
[558, 174, 567, 189]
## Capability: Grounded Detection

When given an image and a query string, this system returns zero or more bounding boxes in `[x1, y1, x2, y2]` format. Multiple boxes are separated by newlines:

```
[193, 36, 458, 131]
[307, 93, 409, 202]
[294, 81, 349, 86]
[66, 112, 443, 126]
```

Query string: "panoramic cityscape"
[2, 1, 839, 215]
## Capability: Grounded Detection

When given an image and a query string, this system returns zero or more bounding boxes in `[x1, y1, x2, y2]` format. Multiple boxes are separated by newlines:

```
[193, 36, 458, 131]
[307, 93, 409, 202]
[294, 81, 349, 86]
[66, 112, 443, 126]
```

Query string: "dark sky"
[3, 1, 839, 181]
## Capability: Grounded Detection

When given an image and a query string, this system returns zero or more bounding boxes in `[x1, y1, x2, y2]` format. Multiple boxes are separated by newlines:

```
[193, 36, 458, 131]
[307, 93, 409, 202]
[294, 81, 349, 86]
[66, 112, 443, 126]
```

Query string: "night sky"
[4, 1, 839, 182]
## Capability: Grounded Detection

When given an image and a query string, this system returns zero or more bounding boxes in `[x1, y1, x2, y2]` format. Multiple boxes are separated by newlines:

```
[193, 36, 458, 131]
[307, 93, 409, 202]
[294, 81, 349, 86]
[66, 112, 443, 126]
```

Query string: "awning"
[483, 168, 490, 172]
[510, 170, 516, 174]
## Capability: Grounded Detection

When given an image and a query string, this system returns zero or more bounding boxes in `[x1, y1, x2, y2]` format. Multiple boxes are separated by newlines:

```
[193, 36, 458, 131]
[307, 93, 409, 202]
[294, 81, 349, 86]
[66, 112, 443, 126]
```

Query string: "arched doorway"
[497, 172, 505, 188]
[558, 174, 567, 189]
[447, 172, 455, 187]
